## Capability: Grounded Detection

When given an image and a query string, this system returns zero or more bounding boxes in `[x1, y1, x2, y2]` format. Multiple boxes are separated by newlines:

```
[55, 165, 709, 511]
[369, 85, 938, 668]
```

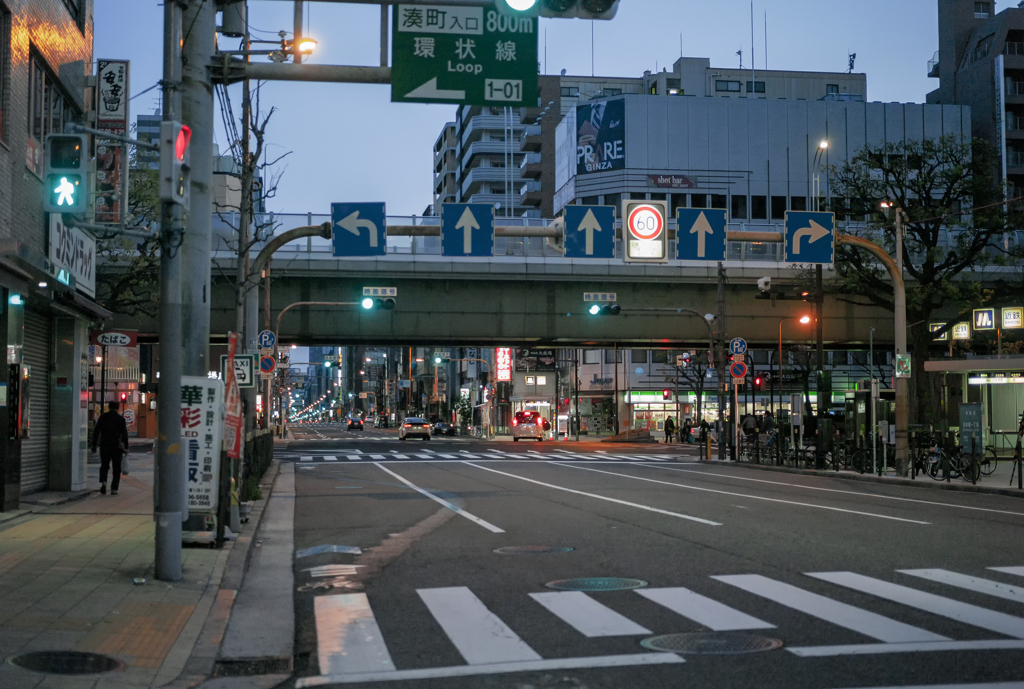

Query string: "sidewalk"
[0, 445, 265, 688]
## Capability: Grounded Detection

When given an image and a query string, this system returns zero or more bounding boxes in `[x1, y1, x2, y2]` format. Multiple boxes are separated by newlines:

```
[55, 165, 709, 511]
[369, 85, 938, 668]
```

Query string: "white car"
[399, 417, 432, 441]
[512, 410, 546, 442]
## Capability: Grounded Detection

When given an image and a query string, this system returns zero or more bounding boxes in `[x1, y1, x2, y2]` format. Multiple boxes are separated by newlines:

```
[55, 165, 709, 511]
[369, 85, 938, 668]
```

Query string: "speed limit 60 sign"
[622, 200, 668, 264]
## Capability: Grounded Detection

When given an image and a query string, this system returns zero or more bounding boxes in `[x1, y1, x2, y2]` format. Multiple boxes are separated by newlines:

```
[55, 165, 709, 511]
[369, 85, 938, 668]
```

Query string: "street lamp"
[812, 139, 829, 211]
[776, 313, 812, 421]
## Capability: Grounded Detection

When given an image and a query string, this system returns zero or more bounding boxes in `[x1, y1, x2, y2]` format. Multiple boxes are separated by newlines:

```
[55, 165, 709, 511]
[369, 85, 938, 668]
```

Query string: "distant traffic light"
[44, 134, 88, 214]
[120, 392, 128, 402]
[495, 0, 620, 19]
[753, 376, 764, 392]
[361, 297, 396, 310]
[434, 356, 451, 365]
[662, 389, 671, 400]
[588, 303, 621, 316]
[159, 121, 191, 207]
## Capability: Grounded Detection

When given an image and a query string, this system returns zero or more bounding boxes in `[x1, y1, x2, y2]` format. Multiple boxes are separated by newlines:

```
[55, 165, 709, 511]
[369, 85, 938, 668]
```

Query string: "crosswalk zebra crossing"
[283, 449, 692, 464]
[295, 565, 1024, 686]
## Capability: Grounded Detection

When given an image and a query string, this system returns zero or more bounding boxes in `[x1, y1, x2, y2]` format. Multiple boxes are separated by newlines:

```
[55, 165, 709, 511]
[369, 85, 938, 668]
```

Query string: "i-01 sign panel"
[622, 200, 668, 264]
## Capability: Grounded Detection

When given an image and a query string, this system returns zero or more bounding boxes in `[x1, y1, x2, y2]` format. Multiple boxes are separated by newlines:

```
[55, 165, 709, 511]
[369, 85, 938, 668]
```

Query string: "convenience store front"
[628, 391, 722, 431]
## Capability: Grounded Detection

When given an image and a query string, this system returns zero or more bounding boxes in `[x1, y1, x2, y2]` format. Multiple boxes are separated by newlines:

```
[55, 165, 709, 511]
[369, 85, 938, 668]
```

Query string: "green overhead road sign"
[391, 4, 538, 107]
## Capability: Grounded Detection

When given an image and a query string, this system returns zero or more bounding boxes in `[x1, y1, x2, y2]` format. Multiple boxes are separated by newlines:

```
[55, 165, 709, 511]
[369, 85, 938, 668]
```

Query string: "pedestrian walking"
[762, 410, 776, 434]
[664, 416, 676, 443]
[92, 401, 129, 495]
[741, 413, 758, 439]
[682, 417, 693, 444]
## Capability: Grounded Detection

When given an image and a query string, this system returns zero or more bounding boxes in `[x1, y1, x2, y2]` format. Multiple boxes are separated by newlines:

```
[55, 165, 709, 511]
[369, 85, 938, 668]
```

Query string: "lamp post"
[812, 139, 829, 211]
[778, 315, 812, 464]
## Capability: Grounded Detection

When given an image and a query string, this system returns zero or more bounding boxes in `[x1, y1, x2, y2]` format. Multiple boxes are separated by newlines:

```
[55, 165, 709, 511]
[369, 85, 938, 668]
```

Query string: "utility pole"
[815, 263, 825, 469]
[717, 262, 728, 461]
[893, 208, 909, 474]
[180, 0, 214, 378]
[155, 0, 185, 582]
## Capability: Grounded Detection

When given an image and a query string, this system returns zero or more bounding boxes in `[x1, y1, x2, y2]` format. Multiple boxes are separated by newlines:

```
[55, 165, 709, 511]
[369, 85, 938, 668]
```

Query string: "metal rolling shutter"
[21, 310, 51, 494]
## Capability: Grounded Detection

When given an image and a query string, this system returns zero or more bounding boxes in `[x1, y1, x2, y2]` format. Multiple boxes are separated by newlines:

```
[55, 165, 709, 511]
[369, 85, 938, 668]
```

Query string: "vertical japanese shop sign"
[95, 60, 130, 225]
[181, 376, 224, 513]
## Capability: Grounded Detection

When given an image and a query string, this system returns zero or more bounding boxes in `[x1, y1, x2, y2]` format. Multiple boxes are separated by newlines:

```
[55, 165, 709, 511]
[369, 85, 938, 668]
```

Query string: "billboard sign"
[952, 322, 971, 340]
[181, 376, 224, 514]
[49, 215, 95, 297]
[95, 60, 130, 226]
[576, 99, 625, 175]
[1002, 306, 1023, 329]
[496, 347, 512, 382]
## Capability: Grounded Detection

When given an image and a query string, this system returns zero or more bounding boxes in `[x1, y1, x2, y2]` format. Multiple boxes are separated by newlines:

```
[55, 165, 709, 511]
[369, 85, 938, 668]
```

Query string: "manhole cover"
[9, 651, 125, 675]
[640, 633, 783, 655]
[545, 577, 648, 591]
[494, 546, 574, 555]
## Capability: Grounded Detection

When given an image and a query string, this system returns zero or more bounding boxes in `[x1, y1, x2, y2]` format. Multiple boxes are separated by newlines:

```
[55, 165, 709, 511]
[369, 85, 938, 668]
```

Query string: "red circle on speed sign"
[627, 204, 664, 241]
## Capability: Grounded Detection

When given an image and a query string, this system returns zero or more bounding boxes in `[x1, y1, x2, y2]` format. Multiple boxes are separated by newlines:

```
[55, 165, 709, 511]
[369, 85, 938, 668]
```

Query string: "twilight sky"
[96, 0, 943, 217]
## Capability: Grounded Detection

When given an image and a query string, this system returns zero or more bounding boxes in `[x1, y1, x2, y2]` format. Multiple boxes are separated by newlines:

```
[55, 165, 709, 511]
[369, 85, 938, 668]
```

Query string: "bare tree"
[668, 351, 711, 420]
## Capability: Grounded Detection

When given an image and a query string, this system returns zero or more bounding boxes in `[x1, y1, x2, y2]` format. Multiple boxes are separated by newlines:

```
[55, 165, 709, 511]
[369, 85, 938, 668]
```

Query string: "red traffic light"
[119, 392, 127, 402]
[174, 125, 192, 161]
[662, 389, 671, 400]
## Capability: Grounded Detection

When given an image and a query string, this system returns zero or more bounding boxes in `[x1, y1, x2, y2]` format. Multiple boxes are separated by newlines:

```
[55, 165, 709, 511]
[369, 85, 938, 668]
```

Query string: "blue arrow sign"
[332, 202, 387, 257]
[784, 211, 835, 264]
[442, 204, 494, 257]
[729, 338, 747, 355]
[677, 208, 727, 261]
[257, 330, 276, 348]
[564, 206, 615, 259]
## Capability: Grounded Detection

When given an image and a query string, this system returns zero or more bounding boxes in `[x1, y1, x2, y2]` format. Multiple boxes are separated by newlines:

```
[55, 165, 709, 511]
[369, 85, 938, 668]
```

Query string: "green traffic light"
[505, 0, 538, 9]
[589, 304, 601, 315]
[361, 297, 374, 309]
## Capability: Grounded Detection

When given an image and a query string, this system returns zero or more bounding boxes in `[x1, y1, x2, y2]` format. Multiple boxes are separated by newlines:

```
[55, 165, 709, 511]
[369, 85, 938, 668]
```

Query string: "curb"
[704, 459, 1024, 498]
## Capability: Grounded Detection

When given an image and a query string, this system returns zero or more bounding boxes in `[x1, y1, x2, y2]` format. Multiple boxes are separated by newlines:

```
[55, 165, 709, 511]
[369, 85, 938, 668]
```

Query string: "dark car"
[347, 416, 363, 431]
[432, 422, 456, 436]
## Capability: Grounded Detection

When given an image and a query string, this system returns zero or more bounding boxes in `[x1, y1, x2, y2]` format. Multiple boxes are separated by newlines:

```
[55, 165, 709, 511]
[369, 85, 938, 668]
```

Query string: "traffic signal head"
[662, 389, 671, 400]
[589, 303, 621, 316]
[434, 356, 451, 365]
[159, 121, 191, 208]
[753, 376, 763, 391]
[362, 297, 396, 310]
[44, 134, 88, 214]
[495, 0, 619, 18]
[119, 392, 127, 402]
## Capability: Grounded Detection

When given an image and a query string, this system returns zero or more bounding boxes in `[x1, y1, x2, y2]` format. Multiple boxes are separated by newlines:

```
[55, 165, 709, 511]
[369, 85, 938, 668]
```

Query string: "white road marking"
[991, 567, 1024, 578]
[295, 653, 683, 686]
[435, 453, 458, 459]
[637, 587, 775, 631]
[808, 571, 1024, 639]
[713, 574, 948, 643]
[556, 463, 930, 525]
[314, 593, 396, 675]
[463, 462, 721, 526]
[418, 587, 541, 664]
[415, 453, 434, 459]
[370, 454, 386, 460]
[788, 639, 1024, 658]
[643, 465, 1024, 518]
[347, 456, 362, 461]
[374, 464, 504, 534]
[324, 456, 338, 462]
[529, 591, 651, 637]
[300, 456, 313, 462]
[392, 454, 409, 460]
[900, 569, 1024, 604]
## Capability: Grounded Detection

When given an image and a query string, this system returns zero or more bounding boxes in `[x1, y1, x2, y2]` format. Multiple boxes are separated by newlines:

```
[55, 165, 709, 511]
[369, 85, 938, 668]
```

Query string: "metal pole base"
[155, 511, 183, 581]
[230, 503, 242, 533]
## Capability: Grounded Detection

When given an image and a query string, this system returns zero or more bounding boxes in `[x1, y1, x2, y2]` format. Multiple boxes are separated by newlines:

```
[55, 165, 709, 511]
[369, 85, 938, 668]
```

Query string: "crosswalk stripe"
[529, 591, 651, 637]
[418, 587, 541, 664]
[347, 456, 362, 461]
[900, 569, 1024, 604]
[370, 454, 386, 460]
[990, 566, 1024, 578]
[392, 454, 409, 460]
[435, 453, 458, 458]
[713, 574, 948, 643]
[637, 587, 775, 631]
[315, 593, 396, 674]
[324, 456, 338, 462]
[300, 456, 313, 462]
[808, 571, 1024, 639]
[415, 453, 433, 459]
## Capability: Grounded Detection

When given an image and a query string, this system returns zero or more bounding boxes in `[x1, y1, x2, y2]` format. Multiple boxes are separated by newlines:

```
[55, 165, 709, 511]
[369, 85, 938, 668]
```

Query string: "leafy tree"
[455, 393, 473, 427]
[827, 135, 1022, 426]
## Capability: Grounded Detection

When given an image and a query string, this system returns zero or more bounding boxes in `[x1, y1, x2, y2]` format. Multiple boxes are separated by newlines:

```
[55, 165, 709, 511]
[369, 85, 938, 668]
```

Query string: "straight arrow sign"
[690, 211, 714, 258]
[441, 203, 494, 257]
[456, 206, 479, 254]
[676, 208, 727, 262]
[577, 209, 602, 255]
[564, 206, 614, 259]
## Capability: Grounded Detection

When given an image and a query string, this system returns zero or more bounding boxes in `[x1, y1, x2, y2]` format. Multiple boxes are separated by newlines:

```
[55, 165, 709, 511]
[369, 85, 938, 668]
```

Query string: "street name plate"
[392, 5, 538, 107]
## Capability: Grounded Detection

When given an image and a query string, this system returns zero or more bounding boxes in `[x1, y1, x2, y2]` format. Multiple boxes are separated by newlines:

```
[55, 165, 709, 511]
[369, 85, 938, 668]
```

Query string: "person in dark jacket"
[92, 401, 129, 495]
[664, 416, 676, 443]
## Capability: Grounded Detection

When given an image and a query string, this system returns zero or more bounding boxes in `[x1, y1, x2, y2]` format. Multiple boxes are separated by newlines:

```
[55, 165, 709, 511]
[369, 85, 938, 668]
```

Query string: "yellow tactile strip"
[75, 601, 195, 668]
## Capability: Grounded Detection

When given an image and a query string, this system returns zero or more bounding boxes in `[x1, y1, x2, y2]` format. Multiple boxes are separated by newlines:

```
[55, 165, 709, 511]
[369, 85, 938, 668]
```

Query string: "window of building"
[671, 193, 688, 215]
[603, 193, 621, 214]
[750, 350, 769, 365]
[28, 55, 76, 143]
[604, 349, 622, 364]
[831, 351, 848, 366]
[826, 84, 839, 95]
[649, 83, 657, 95]
[652, 350, 670, 364]
[852, 351, 868, 366]
[63, 0, 82, 25]
[690, 193, 708, 208]
[581, 195, 599, 206]
[711, 194, 727, 209]
[751, 195, 767, 219]
[0, 5, 8, 142]
[731, 195, 747, 220]
[560, 86, 580, 98]
[975, 1, 991, 18]
[790, 196, 807, 211]
[631, 350, 649, 364]
[603, 88, 622, 96]
[715, 80, 741, 92]
[771, 196, 787, 220]
[649, 193, 666, 201]
[745, 81, 766, 94]
[583, 349, 601, 364]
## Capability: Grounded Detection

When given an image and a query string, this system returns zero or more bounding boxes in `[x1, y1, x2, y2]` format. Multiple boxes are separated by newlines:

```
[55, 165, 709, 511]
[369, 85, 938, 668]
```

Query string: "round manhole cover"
[640, 633, 783, 655]
[9, 651, 125, 675]
[545, 577, 648, 591]
[494, 546, 574, 555]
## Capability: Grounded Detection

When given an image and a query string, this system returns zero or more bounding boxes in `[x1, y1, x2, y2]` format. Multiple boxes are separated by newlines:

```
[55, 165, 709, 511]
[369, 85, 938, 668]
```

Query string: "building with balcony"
[927, 0, 1024, 193]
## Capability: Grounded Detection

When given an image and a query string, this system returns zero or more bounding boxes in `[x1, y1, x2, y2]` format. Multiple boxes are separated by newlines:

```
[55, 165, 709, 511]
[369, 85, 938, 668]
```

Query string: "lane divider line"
[374, 463, 505, 534]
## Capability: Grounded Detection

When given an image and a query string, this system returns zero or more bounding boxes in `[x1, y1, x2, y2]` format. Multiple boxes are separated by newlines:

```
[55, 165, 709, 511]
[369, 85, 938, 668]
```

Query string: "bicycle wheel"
[962, 455, 982, 483]
[927, 452, 946, 481]
[849, 449, 870, 473]
[979, 447, 998, 476]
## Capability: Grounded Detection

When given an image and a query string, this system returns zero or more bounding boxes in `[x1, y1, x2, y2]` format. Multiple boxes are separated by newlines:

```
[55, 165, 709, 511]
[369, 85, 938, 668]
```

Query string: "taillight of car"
[403, 423, 411, 428]
[512, 418, 518, 426]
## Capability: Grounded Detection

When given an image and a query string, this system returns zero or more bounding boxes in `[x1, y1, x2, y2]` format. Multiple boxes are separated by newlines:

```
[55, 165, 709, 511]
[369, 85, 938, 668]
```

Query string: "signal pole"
[155, 0, 184, 582]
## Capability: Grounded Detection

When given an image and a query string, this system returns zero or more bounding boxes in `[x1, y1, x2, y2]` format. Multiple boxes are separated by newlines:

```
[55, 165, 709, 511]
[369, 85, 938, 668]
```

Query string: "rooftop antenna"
[848, 52, 857, 73]
[737, 48, 743, 69]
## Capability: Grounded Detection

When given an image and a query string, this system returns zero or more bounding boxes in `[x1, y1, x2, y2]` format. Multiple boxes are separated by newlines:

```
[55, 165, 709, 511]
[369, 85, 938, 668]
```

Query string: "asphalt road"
[282, 422, 1024, 689]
